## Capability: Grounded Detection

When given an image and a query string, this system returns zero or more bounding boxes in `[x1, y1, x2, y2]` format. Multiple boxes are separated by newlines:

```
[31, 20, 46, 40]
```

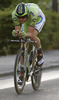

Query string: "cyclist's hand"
[15, 31, 19, 37]
[12, 30, 26, 37]
[15, 30, 22, 37]
[19, 32, 22, 37]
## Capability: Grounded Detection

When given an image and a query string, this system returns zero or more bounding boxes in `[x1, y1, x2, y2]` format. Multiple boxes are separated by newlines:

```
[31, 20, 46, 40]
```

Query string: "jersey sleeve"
[12, 11, 20, 26]
[29, 12, 37, 27]
[30, 18, 37, 27]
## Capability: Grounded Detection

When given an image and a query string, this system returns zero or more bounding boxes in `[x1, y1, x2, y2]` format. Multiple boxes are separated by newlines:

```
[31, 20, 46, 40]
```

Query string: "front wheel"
[31, 51, 42, 90]
[14, 48, 26, 94]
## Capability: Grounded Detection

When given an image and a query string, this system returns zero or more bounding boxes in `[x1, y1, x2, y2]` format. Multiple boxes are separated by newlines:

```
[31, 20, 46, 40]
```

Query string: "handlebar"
[7, 37, 37, 43]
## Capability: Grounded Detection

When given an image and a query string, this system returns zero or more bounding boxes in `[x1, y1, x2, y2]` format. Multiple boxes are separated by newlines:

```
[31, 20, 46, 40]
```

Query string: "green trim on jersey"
[12, 3, 41, 33]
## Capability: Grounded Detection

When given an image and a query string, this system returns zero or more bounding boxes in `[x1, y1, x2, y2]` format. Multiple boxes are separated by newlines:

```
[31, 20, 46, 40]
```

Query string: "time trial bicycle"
[10, 37, 43, 94]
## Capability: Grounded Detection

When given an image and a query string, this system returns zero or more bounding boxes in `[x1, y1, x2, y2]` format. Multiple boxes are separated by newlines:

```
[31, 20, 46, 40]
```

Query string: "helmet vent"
[16, 3, 25, 15]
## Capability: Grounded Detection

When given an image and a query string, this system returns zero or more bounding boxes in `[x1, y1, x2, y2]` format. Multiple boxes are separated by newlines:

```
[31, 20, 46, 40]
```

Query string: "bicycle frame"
[23, 42, 30, 74]
[9, 38, 42, 94]
[22, 40, 34, 76]
[8, 38, 37, 76]
[20, 38, 37, 77]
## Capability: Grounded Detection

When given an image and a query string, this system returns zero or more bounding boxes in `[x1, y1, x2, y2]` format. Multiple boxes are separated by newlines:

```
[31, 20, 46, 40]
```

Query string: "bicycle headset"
[15, 2, 29, 19]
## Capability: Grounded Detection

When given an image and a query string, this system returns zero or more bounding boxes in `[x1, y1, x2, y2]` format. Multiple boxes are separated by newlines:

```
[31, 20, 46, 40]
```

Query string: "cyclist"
[12, 2, 46, 85]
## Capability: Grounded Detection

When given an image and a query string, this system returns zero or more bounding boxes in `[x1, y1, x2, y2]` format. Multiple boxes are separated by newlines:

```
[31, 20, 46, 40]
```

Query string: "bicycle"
[9, 37, 43, 94]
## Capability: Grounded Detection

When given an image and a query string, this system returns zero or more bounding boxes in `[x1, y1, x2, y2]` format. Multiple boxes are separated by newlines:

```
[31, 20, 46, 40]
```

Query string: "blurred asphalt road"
[0, 50, 59, 76]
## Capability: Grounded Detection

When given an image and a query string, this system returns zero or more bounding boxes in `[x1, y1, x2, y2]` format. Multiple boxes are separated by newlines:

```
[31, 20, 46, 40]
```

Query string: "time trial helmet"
[15, 2, 29, 18]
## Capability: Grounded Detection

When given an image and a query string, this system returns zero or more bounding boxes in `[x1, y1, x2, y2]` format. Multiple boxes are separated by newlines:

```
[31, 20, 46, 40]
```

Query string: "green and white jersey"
[12, 3, 45, 33]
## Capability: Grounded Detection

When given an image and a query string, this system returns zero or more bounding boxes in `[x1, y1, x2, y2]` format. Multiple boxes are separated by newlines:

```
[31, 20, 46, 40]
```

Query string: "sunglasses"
[17, 14, 28, 19]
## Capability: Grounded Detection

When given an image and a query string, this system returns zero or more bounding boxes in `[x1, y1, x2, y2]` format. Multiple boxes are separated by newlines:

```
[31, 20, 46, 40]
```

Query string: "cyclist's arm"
[26, 13, 37, 38]
[15, 26, 22, 37]
[12, 11, 23, 37]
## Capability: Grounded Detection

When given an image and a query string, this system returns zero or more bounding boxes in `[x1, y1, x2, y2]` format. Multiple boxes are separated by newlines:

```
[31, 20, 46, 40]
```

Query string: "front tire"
[14, 48, 26, 94]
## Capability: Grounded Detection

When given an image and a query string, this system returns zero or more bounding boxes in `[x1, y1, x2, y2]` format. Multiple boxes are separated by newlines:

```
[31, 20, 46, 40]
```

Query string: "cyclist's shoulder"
[12, 8, 17, 20]
[12, 4, 19, 17]
[27, 3, 39, 18]
[28, 3, 39, 11]
[12, 9, 19, 26]
[27, 3, 39, 8]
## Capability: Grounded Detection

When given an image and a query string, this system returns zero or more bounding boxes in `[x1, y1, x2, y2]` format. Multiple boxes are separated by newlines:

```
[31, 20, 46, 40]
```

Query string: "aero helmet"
[15, 2, 29, 18]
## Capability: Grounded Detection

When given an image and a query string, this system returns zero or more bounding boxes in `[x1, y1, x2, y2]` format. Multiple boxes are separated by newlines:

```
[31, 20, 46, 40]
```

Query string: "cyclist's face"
[19, 17, 27, 24]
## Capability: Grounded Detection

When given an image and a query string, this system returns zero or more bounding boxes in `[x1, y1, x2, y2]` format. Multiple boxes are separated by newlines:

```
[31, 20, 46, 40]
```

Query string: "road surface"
[0, 50, 59, 76]
[0, 67, 59, 100]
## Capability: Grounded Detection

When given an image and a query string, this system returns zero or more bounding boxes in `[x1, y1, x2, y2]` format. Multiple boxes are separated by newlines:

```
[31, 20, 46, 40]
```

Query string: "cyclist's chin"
[19, 18, 27, 24]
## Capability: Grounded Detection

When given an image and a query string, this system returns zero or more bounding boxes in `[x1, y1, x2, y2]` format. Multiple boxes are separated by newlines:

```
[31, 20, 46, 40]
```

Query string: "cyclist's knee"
[30, 33, 37, 40]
